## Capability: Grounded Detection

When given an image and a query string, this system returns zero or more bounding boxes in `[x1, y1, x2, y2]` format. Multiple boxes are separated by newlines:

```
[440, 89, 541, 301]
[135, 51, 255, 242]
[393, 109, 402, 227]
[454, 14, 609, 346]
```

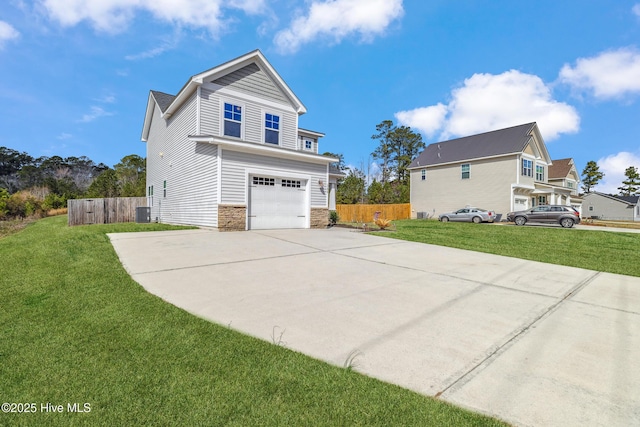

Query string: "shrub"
[374, 217, 392, 230]
[329, 210, 339, 225]
[5, 191, 44, 219]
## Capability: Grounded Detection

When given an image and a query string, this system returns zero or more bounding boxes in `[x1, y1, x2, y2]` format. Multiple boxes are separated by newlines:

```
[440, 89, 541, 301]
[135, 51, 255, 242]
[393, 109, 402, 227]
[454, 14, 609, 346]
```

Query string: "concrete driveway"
[109, 227, 640, 427]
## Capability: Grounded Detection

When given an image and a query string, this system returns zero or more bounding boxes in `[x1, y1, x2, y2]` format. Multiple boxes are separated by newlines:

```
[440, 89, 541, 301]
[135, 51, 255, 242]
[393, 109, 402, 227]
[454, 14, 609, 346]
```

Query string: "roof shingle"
[409, 122, 537, 168]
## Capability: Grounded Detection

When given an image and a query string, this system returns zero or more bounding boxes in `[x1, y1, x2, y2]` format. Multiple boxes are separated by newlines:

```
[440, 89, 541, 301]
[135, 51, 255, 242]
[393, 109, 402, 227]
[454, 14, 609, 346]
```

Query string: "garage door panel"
[248, 176, 308, 230]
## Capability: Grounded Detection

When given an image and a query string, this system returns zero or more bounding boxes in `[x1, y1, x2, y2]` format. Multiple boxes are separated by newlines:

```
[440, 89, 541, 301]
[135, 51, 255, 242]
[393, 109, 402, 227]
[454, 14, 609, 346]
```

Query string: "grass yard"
[372, 219, 640, 277]
[1, 215, 506, 426]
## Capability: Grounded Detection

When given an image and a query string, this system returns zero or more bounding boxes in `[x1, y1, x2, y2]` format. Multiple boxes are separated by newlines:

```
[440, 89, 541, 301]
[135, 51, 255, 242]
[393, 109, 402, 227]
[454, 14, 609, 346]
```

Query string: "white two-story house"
[141, 50, 338, 230]
[408, 122, 582, 219]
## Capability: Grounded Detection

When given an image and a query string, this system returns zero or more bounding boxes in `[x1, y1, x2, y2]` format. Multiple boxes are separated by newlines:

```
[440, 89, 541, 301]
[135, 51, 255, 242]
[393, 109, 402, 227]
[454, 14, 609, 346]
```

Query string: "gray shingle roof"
[151, 90, 176, 113]
[409, 122, 537, 168]
[591, 192, 639, 205]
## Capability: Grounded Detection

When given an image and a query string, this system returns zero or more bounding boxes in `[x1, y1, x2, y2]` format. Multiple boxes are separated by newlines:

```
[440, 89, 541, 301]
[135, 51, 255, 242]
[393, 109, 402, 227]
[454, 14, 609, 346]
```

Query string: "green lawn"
[372, 219, 640, 277]
[1, 216, 505, 426]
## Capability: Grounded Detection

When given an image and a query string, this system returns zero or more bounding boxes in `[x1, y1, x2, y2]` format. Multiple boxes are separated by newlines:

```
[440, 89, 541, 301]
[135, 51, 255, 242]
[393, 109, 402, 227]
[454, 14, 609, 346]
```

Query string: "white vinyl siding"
[212, 63, 290, 105]
[220, 150, 327, 208]
[200, 87, 298, 150]
[146, 93, 219, 227]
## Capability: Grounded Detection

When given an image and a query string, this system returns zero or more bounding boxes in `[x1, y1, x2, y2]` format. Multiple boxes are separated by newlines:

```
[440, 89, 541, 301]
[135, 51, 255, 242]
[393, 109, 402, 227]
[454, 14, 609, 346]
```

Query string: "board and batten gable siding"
[411, 156, 516, 218]
[212, 63, 289, 106]
[146, 93, 219, 227]
[220, 150, 327, 207]
[199, 87, 299, 150]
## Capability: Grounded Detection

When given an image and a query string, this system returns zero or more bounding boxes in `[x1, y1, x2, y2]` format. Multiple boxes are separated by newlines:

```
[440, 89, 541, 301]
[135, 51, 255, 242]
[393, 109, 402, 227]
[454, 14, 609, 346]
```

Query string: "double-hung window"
[522, 159, 533, 177]
[421, 169, 426, 181]
[461, 163, 470, 179]
[265, 113, 279, 144]
[224, 103, 242, 138]
[536, 165, 544, 181]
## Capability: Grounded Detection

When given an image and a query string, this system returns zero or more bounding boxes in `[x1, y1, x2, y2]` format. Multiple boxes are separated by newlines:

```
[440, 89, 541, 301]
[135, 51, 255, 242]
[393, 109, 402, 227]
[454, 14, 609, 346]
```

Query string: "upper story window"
[224, 103, 242, 138]
[305, 139, 313, 150]
[265, 113, 280, 145]
[536, 165, 544, 181]
[522, 159, 532, 177]
[461, 163, 470, 179]
[421, 169, 426, 181]
[567, 181, 574, 189]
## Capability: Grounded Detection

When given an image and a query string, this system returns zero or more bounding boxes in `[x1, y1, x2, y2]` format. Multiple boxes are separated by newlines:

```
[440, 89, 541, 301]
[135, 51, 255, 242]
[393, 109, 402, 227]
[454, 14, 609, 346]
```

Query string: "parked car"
[506, 205, 581, 228]
[439, 207, 496, 223]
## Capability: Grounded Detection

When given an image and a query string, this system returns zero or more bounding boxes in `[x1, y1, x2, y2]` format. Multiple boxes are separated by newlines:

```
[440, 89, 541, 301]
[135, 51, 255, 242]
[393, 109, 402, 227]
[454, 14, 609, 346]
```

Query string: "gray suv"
[506, 205, 581, 228]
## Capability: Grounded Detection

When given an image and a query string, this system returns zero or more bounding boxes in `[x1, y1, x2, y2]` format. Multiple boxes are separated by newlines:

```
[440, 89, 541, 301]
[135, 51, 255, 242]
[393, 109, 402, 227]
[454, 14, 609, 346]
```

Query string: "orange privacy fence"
[335, 204, 411, 223]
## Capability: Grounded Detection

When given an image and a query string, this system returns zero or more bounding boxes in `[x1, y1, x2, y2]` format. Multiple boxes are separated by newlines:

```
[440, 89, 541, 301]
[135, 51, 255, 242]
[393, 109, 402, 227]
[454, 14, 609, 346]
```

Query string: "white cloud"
[57, 132, 72, 140]
[394, 104, 447, 138]
[559, 47, 640, 99]
[595, 151, 640, 194]
[39, 0, 267, 35]
[0, 21, 20, 49]
[78, 106, 114, 122]
[633, 4, 640, 18]
[396, 70, 580, 142]
[125, 29, 182, 60]
[274, 0, 404, 54]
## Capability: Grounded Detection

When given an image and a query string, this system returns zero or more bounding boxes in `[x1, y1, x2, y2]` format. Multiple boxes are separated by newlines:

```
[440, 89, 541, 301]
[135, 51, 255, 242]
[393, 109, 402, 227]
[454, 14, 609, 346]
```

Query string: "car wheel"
[472, 216, 482, 224]
[560, 218, 574, 228]
[514, 216, 526, 226]
[441, 217, 449, 223]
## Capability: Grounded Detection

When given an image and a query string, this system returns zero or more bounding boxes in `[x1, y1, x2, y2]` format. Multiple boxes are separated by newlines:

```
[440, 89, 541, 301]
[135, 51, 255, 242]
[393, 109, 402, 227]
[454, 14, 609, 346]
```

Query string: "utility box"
[417, 212, 426, 219]
[135, 207, 151, 223]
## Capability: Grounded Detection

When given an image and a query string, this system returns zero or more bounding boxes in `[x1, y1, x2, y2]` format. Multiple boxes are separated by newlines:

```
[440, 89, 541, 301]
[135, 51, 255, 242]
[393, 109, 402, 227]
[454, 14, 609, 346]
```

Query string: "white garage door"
[248, 176, 308, 230]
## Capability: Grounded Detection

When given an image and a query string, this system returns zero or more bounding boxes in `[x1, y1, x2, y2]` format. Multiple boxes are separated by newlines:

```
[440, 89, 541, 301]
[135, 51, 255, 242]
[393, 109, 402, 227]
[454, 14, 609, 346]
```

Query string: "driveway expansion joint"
[437, 271, 602, 397]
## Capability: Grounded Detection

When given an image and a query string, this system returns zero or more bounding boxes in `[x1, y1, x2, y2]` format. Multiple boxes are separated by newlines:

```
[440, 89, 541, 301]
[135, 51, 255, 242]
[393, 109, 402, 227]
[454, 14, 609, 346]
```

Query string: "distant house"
[582, 192, 640, 221]
[408, 122, 582, 219]
[141, 50, 339, 230]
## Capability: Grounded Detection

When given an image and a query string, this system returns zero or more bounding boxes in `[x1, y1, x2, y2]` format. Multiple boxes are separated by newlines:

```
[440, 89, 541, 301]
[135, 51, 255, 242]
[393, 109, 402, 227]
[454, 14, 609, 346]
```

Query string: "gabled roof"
[409, 122, 548, 168]
[142, 49, 306, 142]
[150, 90, 176, 113]
[548, 158, 575, 180]
[587, 191, 640, 205]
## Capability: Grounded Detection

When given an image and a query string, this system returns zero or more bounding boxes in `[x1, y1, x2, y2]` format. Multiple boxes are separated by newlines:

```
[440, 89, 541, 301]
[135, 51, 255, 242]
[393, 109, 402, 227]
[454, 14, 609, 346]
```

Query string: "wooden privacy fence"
[68, 197, 147, 226]
[335, 203, 411, 223]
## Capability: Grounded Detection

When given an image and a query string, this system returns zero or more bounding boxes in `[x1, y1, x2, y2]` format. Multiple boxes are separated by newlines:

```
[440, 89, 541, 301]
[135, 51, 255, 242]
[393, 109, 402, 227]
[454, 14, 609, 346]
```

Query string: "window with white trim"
[305, 139, 313, 150]
[522, 159, 532, 177]
[265, 113, 279, 144]
[536, 165, 544, 181]
[223, 103, 242, 138]
[421, 169, 426, 181]
[538, 195, 547, 205]
[461, 163, 470, 179]
[589, 206, 594, 211]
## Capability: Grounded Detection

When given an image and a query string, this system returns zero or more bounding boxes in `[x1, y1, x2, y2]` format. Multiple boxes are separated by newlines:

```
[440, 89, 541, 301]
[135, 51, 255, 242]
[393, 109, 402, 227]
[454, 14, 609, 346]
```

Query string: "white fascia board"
[298, 128, 325, 138]
[141, 93, 156, 142]
[407, 152, 520, 170]
[190, 135, 337, 164]
[193, 50, 306, 115]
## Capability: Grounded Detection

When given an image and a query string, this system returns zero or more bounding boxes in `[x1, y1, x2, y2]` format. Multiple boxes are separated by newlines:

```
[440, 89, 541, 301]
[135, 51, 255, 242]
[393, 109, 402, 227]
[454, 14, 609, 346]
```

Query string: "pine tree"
[618, 166, 640, 196]
[581, 160, 604, 193]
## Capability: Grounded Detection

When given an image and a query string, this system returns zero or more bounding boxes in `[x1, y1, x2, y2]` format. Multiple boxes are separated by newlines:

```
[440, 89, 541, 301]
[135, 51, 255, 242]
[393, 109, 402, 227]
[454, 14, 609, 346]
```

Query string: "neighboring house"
[582, 192, 640, 221]
[408, 122, 583, 219]
[141, 50, 339, 230]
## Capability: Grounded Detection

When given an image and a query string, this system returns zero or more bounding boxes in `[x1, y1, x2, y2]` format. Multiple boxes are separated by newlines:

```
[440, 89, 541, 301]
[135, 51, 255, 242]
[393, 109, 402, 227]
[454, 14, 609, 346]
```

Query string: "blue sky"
[1, 0, 639, 193]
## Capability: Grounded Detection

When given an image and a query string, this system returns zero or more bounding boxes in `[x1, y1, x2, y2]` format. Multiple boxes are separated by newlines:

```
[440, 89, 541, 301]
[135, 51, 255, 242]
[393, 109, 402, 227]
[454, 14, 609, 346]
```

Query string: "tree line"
[329, 119, 425, 204]
[0, 146, 146, 220]
[582, 161, 640, 196]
